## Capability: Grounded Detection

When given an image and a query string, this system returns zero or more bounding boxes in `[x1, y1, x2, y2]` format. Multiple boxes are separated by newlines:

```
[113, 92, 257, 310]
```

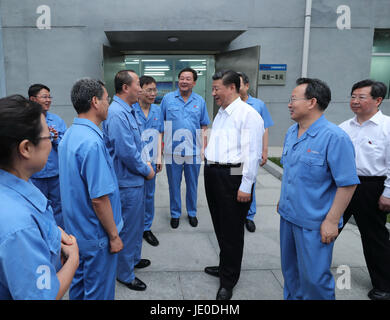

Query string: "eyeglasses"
[288, 97, 309, 103]
[38, 135, 54, 142]
[36, 95, 53, 100]
[144, 88, 158, 94]
[350, 95, 370, 101]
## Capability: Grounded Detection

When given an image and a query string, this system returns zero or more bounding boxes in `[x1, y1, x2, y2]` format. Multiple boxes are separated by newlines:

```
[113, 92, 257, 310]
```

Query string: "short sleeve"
[327, 132, 360, 187]
[0, 227, 60, 300]
[81, 142, 117, 200]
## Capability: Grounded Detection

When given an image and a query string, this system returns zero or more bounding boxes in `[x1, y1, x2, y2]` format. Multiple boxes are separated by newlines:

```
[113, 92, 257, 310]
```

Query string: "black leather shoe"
[135, 259, 151, 269]
[216, 287, 233, 300]
[188, 216, 198, 227]
[170, 218, 180, 229]
[117, 277, 147, 291]
[204, 266, 219, 277]
[143, 230, 159, 246]
[368, 288, 390, 300]
[245, 219, 256, 232]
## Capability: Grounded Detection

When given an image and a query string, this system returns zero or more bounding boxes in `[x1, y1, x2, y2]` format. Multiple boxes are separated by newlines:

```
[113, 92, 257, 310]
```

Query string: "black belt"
[205, 158, 242, 168]
[358, 176, 386, 183]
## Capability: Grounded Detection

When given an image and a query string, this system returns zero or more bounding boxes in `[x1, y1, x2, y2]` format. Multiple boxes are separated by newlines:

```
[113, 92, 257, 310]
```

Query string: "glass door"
[124, 55, 215, 120]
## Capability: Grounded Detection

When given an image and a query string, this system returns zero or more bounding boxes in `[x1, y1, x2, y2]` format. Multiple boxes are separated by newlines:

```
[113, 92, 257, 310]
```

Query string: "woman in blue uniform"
[0, 95, 79, 300]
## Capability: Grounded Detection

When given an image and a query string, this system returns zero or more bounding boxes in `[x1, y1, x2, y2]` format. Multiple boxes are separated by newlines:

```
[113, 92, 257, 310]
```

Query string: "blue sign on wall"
[259, 64, 287, 71]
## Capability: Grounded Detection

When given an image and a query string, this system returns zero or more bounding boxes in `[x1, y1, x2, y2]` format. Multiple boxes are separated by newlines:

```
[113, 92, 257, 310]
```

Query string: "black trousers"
[340, 176, 390, 292]
[204, 162, 252, 290]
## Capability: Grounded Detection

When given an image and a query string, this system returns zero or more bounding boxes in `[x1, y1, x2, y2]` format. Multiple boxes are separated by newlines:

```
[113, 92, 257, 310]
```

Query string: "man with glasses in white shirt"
[339, 79, 390, 300]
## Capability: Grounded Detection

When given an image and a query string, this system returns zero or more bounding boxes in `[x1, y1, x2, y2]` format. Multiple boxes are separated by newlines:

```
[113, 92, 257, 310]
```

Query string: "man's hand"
[320, 218, 339, 244]
[378, 195, 390, 212]
[260, 150, 268, 167]
[237, 190, 251, 203]
[109, 235, 123, 254]
[49, 126, 58, 141]
[146, 162, 155, 180]
[61, 235, 79, 266]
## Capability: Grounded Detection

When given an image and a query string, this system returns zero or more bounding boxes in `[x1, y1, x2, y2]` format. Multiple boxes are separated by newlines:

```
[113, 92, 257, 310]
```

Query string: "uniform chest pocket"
[167, 106, 180, 120]
[299, 154, 327, 183]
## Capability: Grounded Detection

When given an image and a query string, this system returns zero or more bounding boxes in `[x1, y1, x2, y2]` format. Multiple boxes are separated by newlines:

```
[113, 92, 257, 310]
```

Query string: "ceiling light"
[167, 37, 179, 42]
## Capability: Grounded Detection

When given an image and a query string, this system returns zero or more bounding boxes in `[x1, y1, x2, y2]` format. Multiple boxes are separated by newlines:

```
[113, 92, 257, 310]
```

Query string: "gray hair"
[70, 78, 105, 114]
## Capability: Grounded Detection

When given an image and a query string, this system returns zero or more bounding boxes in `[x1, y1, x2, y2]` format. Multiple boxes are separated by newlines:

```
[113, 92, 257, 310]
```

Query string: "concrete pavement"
[111, 153, 372, 300]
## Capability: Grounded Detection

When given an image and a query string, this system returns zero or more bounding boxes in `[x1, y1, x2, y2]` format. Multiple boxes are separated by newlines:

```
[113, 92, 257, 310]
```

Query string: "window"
[370, 29, 390, 99]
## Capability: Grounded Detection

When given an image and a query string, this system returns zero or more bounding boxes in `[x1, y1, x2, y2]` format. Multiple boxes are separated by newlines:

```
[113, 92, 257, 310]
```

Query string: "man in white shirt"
[203, 70, 264, 300]
[339, 79, 390, 300]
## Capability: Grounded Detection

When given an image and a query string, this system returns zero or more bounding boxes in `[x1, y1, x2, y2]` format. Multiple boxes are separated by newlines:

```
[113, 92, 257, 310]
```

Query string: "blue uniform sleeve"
[200, 99, 210, 127]
[52, 116, 67, 148]
[160, 95, 168, 132]
[0, 227, 60, 300]
[106, 113, 151, 178]
[258, 101, 274, 129]
[327, 132, 360, 187]
[80, 142, 117, 199]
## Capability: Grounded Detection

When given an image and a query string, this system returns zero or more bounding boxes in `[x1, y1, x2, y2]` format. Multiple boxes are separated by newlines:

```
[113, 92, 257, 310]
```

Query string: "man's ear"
[17, 139, 33, 160]
[91, 96, 99, 109]
[308, 97, 318, 111]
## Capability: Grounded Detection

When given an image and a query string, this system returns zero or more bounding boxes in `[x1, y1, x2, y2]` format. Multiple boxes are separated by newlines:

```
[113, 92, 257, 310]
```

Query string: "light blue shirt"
[103, 96, 151, 188]
[278, 115, 360, 230]
[246, 95, 274, 129]
[133, 102, 163, 163]
[160, 89, 210, 156]
[0, 169, 61, 300]
[32, 111, 67, 179]
[58, 118, 123, 248]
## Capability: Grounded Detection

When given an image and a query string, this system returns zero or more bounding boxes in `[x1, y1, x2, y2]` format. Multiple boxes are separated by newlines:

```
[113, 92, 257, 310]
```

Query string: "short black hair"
[296, 77, 331, 111]
[237, 72, 250, 85]
[115, 70, 136, 94]
[351, 79, 387, 101]
[212, 70, 241, 93]
[178, 67, 198, 82]
[28, 83, 50, 98]
[0, 95, 43, 167]
[140, 75, 156, 88]
[70, 78, 105, 114]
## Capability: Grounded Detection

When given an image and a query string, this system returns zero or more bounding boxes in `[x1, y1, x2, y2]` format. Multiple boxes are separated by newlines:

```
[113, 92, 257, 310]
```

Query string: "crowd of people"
[0, 67, 389, 301]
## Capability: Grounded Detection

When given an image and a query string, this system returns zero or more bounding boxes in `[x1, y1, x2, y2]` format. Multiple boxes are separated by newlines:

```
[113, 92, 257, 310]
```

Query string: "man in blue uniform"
[29, 84, 67, 228]
[238, 72, 274, 232]
[160, 67, 210, 228]
[59, 78, 124, 300]
[103, 70, 155, 291]
[134, 76, 163, 247]
[278, 78, 359, 300]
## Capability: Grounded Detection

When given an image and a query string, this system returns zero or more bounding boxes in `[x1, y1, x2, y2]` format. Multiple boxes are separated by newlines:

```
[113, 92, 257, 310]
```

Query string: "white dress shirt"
[339, 110, 390, 198]
[205, 97, 264, 193]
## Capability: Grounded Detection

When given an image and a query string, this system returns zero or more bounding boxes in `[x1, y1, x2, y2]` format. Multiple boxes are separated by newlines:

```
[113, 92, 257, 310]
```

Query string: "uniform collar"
[305, 114, 327, 137]
[0, 169, 48, 213]
[73, 117, 103, 139]
[113, 95, 133, 114]
[175, 89, 194, 103]
[293, 114, 326, 138]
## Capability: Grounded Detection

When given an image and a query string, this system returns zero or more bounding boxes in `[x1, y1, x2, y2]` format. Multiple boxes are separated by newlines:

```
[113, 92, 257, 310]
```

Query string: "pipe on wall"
[301, 0, 312, 78]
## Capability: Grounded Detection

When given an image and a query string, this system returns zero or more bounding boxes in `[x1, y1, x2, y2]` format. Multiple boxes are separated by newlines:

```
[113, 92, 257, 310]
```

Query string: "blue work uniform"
[0, 169, 61, 300]
[160, 89, 210, 218]
[59, 118, 123, 300]
[278, 115, 359, 300]
[31, 111, 67, 228]
[103, 96, 151, 284]
[133, 102, 164, 232]
[245, 95, 274, 221]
